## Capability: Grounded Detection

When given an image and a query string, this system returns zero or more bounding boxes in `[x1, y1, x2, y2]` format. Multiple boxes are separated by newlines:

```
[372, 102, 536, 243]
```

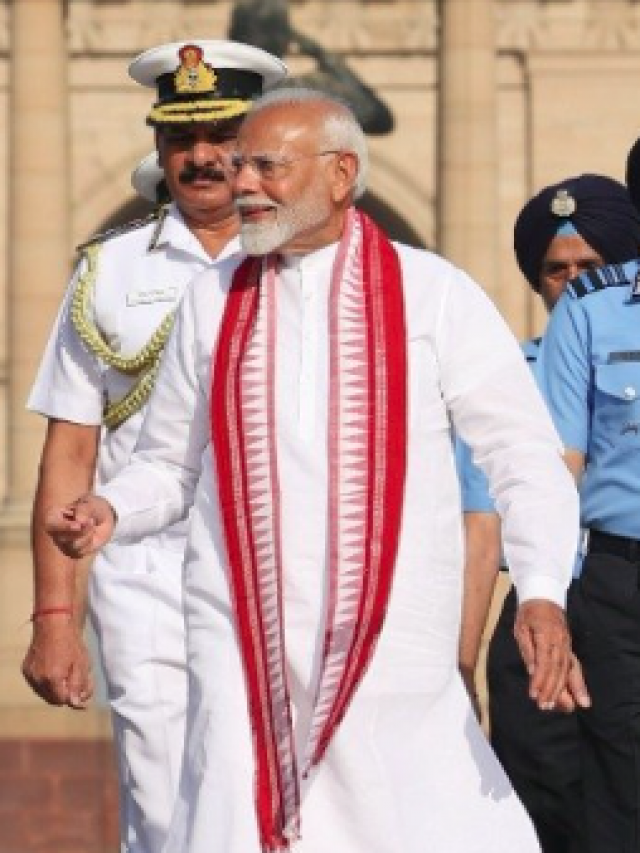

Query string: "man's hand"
[22, 617, 94, 710]
[553, 652, 591, 713]
[514, 598, 589, 711]
[45, 495, 116, 558]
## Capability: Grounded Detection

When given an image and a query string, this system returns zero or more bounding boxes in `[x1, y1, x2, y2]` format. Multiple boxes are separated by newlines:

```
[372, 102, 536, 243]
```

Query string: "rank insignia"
[550, 189, 576, 217]
[174, 44, 217, 94]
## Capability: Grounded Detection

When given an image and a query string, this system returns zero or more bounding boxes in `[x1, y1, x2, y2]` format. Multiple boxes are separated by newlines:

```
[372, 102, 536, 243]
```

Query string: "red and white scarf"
[211, 209, 407, 851]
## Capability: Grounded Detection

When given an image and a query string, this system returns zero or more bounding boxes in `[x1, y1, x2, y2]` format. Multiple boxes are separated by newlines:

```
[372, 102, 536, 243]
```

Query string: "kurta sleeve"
[97, 273, 217, 542]
[438, 267, 579, 607]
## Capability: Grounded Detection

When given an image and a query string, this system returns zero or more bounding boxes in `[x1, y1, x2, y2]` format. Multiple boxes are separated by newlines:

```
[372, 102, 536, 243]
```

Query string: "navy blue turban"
[513, 173, 640, 290]
[626, 137, 640, 212]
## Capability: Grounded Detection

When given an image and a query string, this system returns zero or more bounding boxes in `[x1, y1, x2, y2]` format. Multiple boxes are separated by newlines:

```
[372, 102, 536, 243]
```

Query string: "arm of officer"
[455, 437, 502, 711]
[46, 265, 220, 555]
[532, 292, 594, 712]
[22, 419, 99, 710]
[458, 511, 501, 715]
[563, 449, 585, 482]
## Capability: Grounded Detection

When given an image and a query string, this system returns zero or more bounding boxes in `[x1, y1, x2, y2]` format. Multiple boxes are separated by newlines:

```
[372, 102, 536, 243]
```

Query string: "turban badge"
[550, 188, 576, 217]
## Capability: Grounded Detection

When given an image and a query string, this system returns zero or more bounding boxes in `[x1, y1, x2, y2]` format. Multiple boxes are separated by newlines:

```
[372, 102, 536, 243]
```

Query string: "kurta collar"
[279, 241, 340, 277]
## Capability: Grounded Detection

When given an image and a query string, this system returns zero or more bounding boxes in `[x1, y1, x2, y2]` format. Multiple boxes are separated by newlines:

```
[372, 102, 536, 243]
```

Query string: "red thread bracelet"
[30, 606, 73, 622]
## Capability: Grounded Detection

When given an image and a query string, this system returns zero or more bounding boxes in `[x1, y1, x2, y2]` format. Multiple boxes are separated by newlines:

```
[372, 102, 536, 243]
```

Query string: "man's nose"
[564, 263, 579, 283]
[232, 161, 261, 196]
[190, 139, 218, 167]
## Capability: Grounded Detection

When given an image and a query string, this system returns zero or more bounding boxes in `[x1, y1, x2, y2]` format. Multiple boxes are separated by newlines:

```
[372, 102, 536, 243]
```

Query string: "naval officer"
[22, 38, 286, 853]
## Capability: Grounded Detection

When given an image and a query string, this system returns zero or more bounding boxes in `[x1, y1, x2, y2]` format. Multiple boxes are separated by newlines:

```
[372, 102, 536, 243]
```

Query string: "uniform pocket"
[593, 362, 640, 446]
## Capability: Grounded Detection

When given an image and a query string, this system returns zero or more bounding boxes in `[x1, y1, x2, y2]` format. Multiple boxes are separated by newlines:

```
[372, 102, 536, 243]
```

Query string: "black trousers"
[571, 541, 640, 853]
[487, 585, 583, 853]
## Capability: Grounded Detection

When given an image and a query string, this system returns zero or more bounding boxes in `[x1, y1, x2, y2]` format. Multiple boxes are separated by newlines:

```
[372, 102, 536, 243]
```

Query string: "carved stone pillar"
[6, 0, 69, 521]
[0, 0, 69, 705]
[437, 0, 499, 296]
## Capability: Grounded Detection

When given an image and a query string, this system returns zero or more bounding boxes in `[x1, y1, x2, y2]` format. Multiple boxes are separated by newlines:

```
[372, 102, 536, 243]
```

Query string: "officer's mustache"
[179, 163, 228, 184]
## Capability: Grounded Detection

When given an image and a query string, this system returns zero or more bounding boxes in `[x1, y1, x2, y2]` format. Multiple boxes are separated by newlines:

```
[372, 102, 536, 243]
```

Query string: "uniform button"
[623, 386, 636, 400]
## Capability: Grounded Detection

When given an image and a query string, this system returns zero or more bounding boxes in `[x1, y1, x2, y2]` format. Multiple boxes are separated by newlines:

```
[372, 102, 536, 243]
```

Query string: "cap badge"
[550, 189, 576, 217]
[174, 44, 217, 94]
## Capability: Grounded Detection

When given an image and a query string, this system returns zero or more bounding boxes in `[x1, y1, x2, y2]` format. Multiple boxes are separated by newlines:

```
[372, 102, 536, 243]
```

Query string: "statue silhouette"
[229, 0, 394, 135]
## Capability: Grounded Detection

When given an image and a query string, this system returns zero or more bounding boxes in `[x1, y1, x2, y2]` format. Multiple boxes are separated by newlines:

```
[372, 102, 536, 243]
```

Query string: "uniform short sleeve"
[27, 257, 105, 425]
[454, 436, 495, 513]
[536, 294, 591, 454]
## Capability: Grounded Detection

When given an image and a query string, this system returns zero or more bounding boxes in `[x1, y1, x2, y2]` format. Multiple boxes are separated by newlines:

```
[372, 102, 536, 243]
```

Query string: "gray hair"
[247, 86, 369, 199]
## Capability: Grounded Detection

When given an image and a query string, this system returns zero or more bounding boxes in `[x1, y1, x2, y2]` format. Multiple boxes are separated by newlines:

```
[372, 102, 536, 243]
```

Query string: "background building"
[0, 1, 639, 850]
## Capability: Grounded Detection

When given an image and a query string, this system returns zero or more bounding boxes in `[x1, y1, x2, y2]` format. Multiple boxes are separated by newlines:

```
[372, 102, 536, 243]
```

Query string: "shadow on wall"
[228, 0, 395, 136]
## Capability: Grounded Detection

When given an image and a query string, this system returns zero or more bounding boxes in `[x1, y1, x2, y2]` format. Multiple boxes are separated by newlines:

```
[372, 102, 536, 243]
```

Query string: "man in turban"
[458, 173, 640, 853]
[513, 173, 640, 309]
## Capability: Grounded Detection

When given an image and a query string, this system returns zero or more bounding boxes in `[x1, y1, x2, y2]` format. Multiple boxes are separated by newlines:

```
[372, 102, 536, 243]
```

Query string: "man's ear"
[330, 151, 359, 204]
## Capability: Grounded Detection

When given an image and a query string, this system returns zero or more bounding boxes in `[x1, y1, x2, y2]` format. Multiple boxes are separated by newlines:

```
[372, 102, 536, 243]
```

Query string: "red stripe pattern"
[211, 210, 407, 851]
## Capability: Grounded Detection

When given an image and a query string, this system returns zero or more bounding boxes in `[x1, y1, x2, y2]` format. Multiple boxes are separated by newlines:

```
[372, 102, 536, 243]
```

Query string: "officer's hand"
[22, 618, 94, 710]
[46, 495, 116, 558]
[513, 598, 572, 711]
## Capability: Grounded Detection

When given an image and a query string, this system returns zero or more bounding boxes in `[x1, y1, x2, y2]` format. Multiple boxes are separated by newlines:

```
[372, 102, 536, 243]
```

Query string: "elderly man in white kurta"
[47, 89, 580, 853]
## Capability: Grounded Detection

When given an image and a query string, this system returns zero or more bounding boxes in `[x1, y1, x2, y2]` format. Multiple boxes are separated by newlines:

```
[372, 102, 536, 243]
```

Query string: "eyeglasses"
[228, 149, 341, 181]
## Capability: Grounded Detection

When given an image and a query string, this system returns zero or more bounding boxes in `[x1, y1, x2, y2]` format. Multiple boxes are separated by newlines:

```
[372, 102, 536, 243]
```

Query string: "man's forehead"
[544, 233, 602, 262]
[237, 111, 315, 151]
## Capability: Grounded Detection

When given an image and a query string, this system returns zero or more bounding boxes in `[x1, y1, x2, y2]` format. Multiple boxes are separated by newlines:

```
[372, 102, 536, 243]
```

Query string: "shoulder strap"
[568, 262, 634, 299]
[75, 208, 164, 253]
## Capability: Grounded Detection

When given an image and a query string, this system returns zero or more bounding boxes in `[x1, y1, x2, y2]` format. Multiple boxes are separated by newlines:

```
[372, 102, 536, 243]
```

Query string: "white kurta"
[101, 241, 579, 853]
[28, 203, 241, 853]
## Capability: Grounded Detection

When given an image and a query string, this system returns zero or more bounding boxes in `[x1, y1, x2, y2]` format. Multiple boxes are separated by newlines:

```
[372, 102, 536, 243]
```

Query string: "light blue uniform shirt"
[456, 340, 541, 512]
[537, 260, 640, 541]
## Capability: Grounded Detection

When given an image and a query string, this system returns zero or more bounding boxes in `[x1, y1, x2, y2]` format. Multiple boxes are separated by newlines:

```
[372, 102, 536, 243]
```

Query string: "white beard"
[239, 182, 331, 257]
[240, 218, 297, 256]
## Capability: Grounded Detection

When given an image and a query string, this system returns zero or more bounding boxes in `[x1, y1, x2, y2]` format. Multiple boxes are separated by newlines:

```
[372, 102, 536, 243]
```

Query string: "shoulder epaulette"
[567, 263, 633, 299]
[75, 209, 162, 254]
[146, 205, 171, 251]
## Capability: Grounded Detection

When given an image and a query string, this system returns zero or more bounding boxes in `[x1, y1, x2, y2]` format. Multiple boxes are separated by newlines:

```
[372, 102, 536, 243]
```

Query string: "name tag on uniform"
[126, 286, 178, 306]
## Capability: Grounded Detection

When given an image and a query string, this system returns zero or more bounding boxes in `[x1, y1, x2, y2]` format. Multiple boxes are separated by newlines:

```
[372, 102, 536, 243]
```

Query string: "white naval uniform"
[28, 203, 242, 853]
[100, 242, 579, 853]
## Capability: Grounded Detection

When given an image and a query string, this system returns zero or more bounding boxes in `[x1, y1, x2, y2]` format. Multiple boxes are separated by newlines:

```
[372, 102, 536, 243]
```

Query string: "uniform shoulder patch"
[567, 263, 635, 299]
[75, 209, 162, 253]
